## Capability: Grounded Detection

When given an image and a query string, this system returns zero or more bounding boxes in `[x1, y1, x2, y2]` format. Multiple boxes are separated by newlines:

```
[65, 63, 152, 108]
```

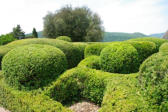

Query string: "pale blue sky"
[0, 0, 167, 35]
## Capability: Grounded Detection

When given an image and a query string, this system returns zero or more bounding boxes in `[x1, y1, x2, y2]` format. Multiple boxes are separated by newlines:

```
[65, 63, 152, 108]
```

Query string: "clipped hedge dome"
[84, 43, 108, 58]
[2, 44, 68, 90]
[139, 53, 168, 110]
[125, 41, 156, 63]
[78, 55, 100, 70]
[100, 43, 139, 74]
[159, 42, 168, 53]
[56, 36, 72, 42]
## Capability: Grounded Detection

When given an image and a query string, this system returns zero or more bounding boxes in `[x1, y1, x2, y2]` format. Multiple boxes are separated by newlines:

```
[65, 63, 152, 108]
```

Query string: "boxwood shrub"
[159, 42, 168, 53]
[100, 43, 139, 74]
[84, 43, 109, 58]
[128, 37, 168, 51]
[0, 38, 83, 68]
[0, 75, 71, 112]
[2, 44, 67, 90]
[139, 53, 168, 111]
[56, 36, 72, 42]
[99, 73, 151, 112]
[125, 41, 157, 63]
[78, 55, 100, 70]
[45, 67, 115, 105]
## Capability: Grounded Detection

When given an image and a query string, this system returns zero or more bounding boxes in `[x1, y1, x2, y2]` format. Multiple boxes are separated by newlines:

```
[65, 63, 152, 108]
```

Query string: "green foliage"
[45, 67, 113, 105]
[99, 74, 151, 112]
[0, 77, 71, 112]
[100, 43, 139, 74]
[139, 53, 168, 111]
[0, 38, 84, 68]
[84, 43, 108, 58]
[128, 37, 168, 51]
[2, 44, 67, 90]
[125, 41, 157, 63]
[78, 55, 100, 70]
[0, 33, 17, 45]
[159, 42, 168, 53]
[32, 28, 38, 38]
[43, 6, 104, 42]
[12, 25, 25, 39]
[56, 36, 72, 42]
[103, 32, 147, 42]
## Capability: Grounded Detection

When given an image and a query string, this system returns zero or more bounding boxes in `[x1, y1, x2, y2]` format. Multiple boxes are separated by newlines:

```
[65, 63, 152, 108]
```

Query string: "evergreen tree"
[32, 28, 38, 38]
[12, 25, 25, 39]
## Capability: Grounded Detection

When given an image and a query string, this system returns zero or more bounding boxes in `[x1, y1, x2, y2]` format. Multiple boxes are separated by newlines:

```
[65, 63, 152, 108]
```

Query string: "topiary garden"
[0, 37, 168, 112]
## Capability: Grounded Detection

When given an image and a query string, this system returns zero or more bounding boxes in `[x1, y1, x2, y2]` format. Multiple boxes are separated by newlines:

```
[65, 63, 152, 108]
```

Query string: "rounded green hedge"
[78, 55, 100, 70]
[139, 53, 168, 111]
[128, 37, 168, 51]
[2, 44, 68, 90]
[56, 36, 72, 42]
[0, 38, 83, 68]
[84, 43, 109, 58]
[125, 41, 156, 63]
[100, 43, 139, 74]
[159, 42, 168, 53]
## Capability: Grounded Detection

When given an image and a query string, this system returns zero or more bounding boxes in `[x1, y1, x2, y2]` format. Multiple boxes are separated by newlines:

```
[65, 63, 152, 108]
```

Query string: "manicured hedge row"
[0, 75, 71, 112]
[78, 55, 100, 70]
[125, 41, 157, 63]
[99, 74, 151, 112]
[128, 37, 168, 51]
[139, 52, 168, 111]
[0, 38, 84, 68]
[45, 67, 115, 105]
[100, 43, 139, 74]
[56, 36, 72, 42]
[2, 44, 67, 90]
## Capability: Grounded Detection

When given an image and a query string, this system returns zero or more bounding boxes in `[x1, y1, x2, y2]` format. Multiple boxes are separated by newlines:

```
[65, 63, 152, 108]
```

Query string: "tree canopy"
[32, 28, 38, 38]
[12, 25, 25, 39]
[43, 6, 104, 42]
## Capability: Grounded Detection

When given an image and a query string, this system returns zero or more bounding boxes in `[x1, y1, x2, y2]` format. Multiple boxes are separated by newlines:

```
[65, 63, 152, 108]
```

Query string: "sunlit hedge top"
[159, 42, 168, 53]
[56, 36, 72, 42]
[2, 44, 67, 90]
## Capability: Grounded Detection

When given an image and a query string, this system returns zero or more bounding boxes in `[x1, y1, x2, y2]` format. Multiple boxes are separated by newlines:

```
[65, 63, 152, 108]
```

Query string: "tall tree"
[12, 25, 25, 39]
[43, 6, 104, 42]
[32, 28, 38, 38]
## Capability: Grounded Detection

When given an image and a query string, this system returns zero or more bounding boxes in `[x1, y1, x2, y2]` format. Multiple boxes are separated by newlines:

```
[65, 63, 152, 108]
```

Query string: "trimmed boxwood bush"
[0, 76, 71, 112]
[100, 43, 139, 74]
[0, 38, 83, 68]
[125, 41, 157, 63]
[78, 55, 100, 70]
[45, 67, 115, 105]
[56, 36, 72, 42]
[128, 37, 168, 51]
[139, 53, 168, 111]
[99, 73, 151, 112]
[84, 43, 109, 58]
[2, 44, 67, 90]
[159, 42, 168, 53]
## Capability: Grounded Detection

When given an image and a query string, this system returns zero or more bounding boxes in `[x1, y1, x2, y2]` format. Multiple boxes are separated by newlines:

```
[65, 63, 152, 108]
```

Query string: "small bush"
[0, 38, 84, 68]
[139, 53, 168, 111]
[100, 43, 139, 74]
[56, 36, 72, 42]
[84, 43, 109, 58]
[0, 77, 71, 112]
[45, 67, 114, 105]
[78, 55, 100, 70]
[159, 42, 168, 53]
[2, 44, 67, 90]
[125, 41, 156, 63]
[128, 37, 168, 51]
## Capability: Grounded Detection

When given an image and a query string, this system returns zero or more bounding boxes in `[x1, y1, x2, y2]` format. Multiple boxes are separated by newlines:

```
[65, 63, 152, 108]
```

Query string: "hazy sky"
[0, 0, 168, 35]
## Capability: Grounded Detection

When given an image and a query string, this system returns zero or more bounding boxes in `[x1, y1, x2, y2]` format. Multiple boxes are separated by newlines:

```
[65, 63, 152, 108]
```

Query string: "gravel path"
[69, 101, 100, 112]
[0, 107, 10, 112]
